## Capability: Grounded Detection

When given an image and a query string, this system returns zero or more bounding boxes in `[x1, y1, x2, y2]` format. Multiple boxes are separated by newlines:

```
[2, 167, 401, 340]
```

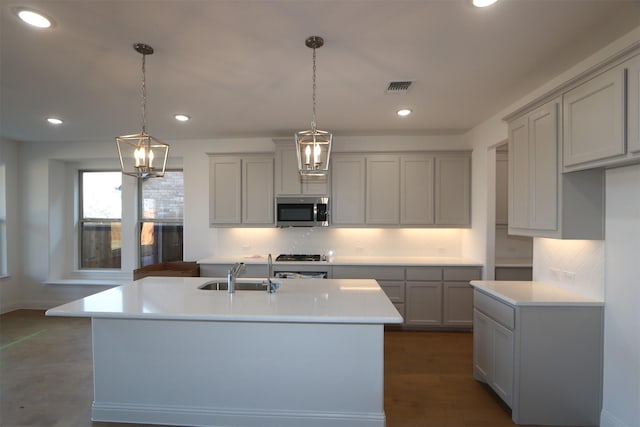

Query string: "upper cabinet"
[401, 155, 434, 225]
[435, 155, 471, 226]
[274, 141, 329, 196]
[331, 155, 366, 225]
[366, 155, 400, 225]
[331, 151, 471, 227]
[507, 98, 604, 239]
[563, 64, 626, 169]
[563, 53, 640, 171]
[209, 155, 274, 226]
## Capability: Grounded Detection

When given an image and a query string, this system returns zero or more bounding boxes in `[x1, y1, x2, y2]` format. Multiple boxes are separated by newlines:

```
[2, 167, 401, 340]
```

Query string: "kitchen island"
[46, 276, 402, 427]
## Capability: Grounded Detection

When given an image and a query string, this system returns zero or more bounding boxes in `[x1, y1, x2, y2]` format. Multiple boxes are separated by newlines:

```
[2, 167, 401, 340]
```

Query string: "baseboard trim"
[92, 402, 386, 427]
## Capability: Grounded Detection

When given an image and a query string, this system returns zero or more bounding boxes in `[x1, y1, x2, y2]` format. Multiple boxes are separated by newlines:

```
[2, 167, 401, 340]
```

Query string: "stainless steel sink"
[199, 280, 268, 291]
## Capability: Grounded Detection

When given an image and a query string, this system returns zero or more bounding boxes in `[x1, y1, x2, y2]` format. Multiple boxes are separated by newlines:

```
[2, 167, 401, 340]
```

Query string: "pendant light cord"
[141, 52, 147, 135]
[311, 46, 317, 133]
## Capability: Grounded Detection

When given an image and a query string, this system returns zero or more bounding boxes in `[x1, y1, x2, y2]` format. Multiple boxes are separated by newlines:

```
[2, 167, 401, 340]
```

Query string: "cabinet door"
[508, 115, 530, 229]
[435, 155, 470, 226]
[473, 309, 492, 381]
[378, 280, 406, 304]
[275, 145, 302, 195]
[366, 155, 400, 224]
[563, 66, 626, 167]
[331, 155, 365, 225]
[492, 321, 514, 407]
[242, 157, 274, 224]
[628, 54, 640, 155]
[401, 155, 434, 225]
[443, 282, 473, 327]
[405, 282, 442, 326]
[529, 100, 558, 231]
[209, 156, 242, 225]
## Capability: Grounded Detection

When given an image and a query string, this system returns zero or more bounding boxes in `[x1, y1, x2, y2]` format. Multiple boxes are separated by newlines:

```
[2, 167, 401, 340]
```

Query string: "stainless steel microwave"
[276, 196, 329, 227]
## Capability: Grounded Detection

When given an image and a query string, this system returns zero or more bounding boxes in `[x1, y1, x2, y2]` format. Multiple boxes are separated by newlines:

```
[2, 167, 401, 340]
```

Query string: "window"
[139, 171, 184, 267]
[79, 171, 122, 269]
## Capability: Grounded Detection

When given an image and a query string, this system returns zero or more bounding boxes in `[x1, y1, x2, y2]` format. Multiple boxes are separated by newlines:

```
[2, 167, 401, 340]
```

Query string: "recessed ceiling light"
[15, 8, 53, 28]
[174, 114, 190, 122]
[472, 0, 498, 7]
[46, 117, 63, 125]
[397, 109, 412, 117]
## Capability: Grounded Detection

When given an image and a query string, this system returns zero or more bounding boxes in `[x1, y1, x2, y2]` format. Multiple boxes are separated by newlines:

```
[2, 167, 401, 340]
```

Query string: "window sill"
[0, 274, 11, 280]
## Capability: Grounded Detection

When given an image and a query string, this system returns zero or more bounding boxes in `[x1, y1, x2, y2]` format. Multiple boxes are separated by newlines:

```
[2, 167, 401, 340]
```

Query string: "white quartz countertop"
[198, 255, 483, 267]
[46, 277, 403, 324]
[470, 280, 604, 306]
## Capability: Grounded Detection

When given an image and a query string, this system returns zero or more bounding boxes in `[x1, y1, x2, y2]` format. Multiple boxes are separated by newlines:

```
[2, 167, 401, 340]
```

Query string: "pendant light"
[296, 36, 332, 177]
[116, 43, 169, 178]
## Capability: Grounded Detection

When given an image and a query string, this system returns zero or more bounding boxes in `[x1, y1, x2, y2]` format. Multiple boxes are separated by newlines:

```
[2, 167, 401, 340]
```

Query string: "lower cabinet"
[405, 282, 442, 326]
[472, 288, 603, 426]
[473, 308, 514, 406]
[333, 264, 481, 329]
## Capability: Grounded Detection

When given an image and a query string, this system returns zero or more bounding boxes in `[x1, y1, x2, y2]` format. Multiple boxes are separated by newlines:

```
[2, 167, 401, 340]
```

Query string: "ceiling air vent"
[386, 80, 413, 94]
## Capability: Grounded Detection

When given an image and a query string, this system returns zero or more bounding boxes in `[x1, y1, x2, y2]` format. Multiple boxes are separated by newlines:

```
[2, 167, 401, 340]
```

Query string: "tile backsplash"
[533, 237, 605, 300]
[215, 227, 465, 258]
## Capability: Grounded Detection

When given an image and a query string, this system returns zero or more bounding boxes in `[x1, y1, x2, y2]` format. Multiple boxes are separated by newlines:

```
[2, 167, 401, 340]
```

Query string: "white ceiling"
[1, 0, 639, 143]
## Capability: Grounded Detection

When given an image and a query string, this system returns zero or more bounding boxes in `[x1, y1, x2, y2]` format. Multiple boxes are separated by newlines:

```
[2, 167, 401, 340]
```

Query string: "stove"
[276, 254, 324, 262]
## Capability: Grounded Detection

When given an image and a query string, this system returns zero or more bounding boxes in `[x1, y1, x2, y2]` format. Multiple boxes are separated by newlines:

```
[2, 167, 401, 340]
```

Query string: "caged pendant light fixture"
[296, 36, 332, 177]
[116, 43, 169, 178]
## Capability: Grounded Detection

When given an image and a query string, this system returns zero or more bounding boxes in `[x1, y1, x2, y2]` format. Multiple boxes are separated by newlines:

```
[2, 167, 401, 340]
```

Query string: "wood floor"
[0, 310, 548, 427]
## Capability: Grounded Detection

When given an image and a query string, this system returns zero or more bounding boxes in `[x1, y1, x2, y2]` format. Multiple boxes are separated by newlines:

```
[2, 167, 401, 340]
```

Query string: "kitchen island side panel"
[91, 318, 386, 427]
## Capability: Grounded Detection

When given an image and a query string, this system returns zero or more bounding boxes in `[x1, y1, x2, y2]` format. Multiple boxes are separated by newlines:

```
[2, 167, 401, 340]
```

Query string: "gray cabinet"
[507, 98, 605, 239]
[330, 155, 366, 225]
[473, 296, 514, 406]
[332, 151, 471, 227]
[562, 53, 640, 171]
[366, 155, 400, 225]
[473, 288, 603, 426]
[274, 141, 329, 195]
[435, 155, 471, 226]
[404, 266, 480, 328]
[563, 64, 626, 169]
[209, 155, 274, 226]
[401, 155, 435, 225]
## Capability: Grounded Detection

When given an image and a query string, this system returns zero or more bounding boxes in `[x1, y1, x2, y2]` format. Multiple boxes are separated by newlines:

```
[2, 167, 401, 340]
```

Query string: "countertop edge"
[470, 280, 604, 307]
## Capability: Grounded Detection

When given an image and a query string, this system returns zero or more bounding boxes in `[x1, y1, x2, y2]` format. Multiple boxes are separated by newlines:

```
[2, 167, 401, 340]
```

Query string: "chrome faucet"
[227, 262, 245, 293]
[265, 253, 280, 293]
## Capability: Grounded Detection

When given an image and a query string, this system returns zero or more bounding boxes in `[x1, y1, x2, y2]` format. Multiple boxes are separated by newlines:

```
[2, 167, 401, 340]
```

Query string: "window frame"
[137, 169, 184, 267]
[78, 169, 123, 270]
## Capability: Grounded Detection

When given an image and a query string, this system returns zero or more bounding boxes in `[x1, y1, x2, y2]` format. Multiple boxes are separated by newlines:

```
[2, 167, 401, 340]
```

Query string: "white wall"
[0, 138, 22, 313]
[601, 165, 640, 427]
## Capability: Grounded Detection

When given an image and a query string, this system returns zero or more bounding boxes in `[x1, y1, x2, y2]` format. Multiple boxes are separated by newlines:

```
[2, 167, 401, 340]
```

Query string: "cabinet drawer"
[332, 265, 404, 280]
[474, 290, 515, 330]
[406, 267, 442, 281]
[443, 267, 482, 281]
[378, 280, 405, 303]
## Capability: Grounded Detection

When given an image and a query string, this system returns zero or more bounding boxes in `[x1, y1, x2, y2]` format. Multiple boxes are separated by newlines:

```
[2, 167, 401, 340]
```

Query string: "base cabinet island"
[46, 276, 402, 427]
[470, 280, 604, 427]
